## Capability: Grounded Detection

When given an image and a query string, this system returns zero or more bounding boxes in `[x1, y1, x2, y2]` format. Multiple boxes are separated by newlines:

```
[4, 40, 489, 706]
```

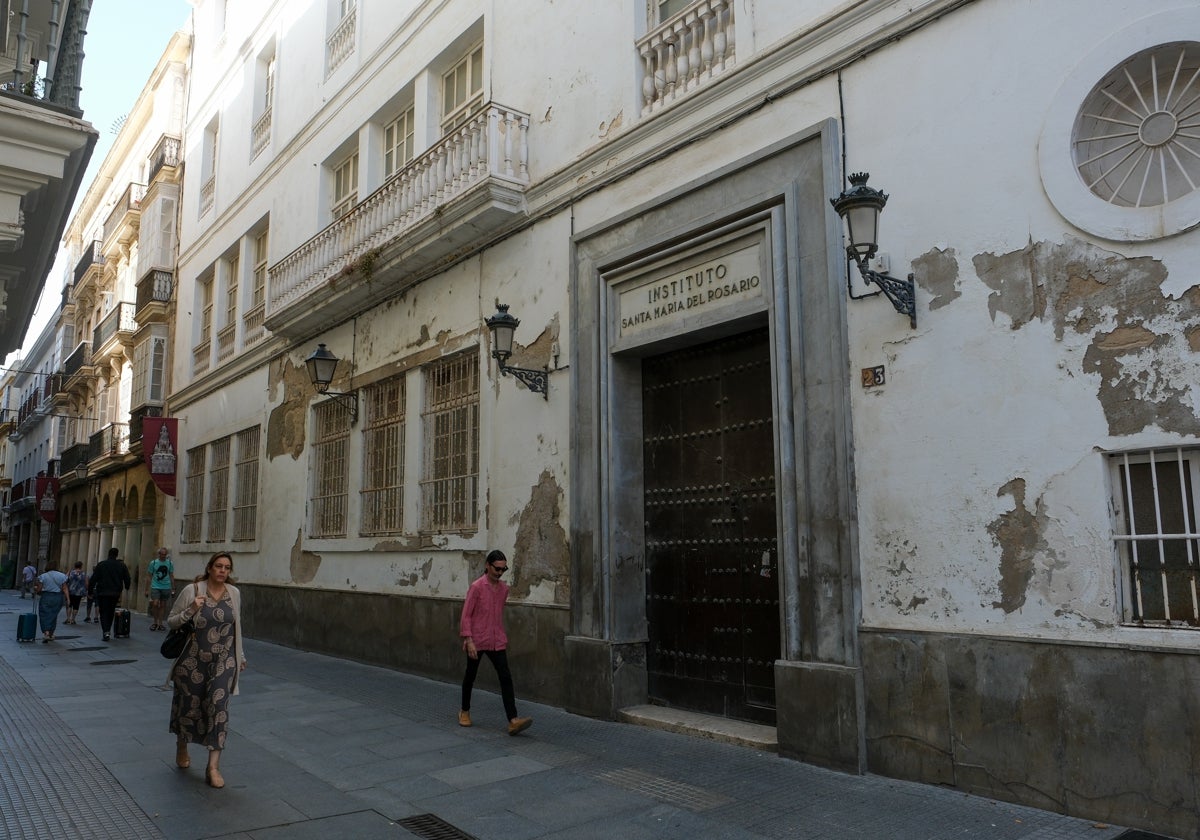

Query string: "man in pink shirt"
[459, 549, 532, 735]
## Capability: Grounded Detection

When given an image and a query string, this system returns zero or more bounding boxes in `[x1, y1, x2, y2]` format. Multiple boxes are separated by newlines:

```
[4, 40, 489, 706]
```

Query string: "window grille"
[1111, 446, 1200, 627]
[312, 400, 351, 537]
[232, 426, 260, 541]
[183, 446, 205, 543]
[332, 152, 359, 219]
[207, 436, 231, 542]
[361, 376, 405, 535]
[421, 351, 479, 532]
[384, 107, 415, 178]
[441, 46, 484, 135]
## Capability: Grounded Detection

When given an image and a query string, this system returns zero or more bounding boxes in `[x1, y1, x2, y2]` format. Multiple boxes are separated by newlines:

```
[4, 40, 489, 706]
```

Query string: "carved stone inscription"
[618, 243, 763, 340]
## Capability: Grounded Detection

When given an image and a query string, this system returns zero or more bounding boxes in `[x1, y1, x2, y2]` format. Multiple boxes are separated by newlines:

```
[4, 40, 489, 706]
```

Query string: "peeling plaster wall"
[845, 1, 1200, 651]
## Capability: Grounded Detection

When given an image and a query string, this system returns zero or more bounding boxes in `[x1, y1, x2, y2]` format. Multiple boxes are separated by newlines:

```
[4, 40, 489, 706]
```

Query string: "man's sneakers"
[458, 710, 472, 727]
[507, 717, 532, 736]
[102, 633, 111, 641]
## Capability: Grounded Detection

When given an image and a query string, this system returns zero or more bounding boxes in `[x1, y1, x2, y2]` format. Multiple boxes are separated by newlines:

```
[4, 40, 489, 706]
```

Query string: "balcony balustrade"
[59, 442, 89, 477]
[72, 240, 104, 286]
[136, 269, 173, 316]
[102, 182, 146, 245]
[63, 341, 92, 378]
[89, 422, 129, 463]
[148, 134, 181, 183]
[243, 304, 266, 347]
[128, 406, 163, 448]
[200, 176, 215, 216]
[265, 102, 530, 338]
[251, 109, 272, 160]
[216, 323, 236, 363]
[92, 302, 136, 358]
[193, 340, 211, 377]
[637, 0, 735, 115]
[326, 6, 357, 75]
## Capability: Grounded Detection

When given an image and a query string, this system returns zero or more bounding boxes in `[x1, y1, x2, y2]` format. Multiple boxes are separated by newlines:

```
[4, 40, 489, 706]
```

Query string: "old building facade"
[163, 1, 1198, 835]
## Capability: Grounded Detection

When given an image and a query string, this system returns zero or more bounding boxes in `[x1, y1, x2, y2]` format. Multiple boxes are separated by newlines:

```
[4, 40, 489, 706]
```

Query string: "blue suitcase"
[17, 612, 36, 642]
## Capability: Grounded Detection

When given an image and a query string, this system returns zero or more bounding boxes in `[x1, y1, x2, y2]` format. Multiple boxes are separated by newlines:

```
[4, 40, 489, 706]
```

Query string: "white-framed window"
[132, 328, 167, 408]
[263, 54, 277, 113]
[653, 0, 695, 23]
[252, 228, 269, 309]
[1110, 446, 1200, 627]
[232, 426, 260, 541]
[332, 152, 359, 219]
[312, 400, 351, 537]
[201, 118, 219, 214]
[252, 48, 277, 160]
[225, 253, 239, 328]
[199, 271, 214, 343]
[361, 375, 405, 535]
[420, 350, 479, 532]
[441, 45, 484, 135]
[206, 436, 231, 542]
[183, 446, 205, 543]
[384, 106, 415, 179]
[326, 0, 357, 75]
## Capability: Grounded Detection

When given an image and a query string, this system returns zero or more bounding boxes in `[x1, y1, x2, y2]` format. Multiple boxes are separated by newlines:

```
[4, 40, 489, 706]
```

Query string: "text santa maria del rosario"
[619, 245, 763, 339]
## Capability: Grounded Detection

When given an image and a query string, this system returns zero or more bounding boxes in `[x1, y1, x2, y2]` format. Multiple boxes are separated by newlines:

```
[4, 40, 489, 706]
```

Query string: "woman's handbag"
[160, 618, 193, 659]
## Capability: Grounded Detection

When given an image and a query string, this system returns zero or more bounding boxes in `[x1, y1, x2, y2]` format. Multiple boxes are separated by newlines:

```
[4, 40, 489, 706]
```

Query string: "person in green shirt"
[145, 547, 176, 631]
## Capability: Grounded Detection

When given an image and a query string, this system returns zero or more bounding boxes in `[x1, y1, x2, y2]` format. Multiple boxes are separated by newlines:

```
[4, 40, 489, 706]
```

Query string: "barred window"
[206, 436, 231, 542]
[1111, 447, 1200, 627]
[182, 446, 206, 543]
[232, 426, 261, 541]
[312, 400, 351, 537]
[361, 376, 405, 535]
[421, 351, 479, 532]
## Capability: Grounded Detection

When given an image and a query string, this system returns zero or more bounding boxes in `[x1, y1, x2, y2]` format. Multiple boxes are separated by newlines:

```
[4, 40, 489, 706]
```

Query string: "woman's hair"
[74, 561, 83, 569]
[194, 551, 236, 584]
[486, 549, 507, 567]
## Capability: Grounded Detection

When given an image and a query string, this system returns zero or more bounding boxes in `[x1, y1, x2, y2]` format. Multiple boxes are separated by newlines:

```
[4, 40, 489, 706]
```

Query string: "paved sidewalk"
[0, 589, 1135, 839]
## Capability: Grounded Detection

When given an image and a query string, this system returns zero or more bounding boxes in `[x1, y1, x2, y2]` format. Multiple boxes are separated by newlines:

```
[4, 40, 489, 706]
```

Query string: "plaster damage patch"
[266, 356, 315, 460]
[987, 479, 1055, 614]
[973, 236, 1200, 436]
[912, 247, 959, 311]
[290, 528, 321, 584]
[510, 470, 569, 602]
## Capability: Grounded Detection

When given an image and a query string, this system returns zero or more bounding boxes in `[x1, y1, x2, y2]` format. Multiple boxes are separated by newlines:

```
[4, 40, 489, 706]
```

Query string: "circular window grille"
[1073, 42, 1200, 208]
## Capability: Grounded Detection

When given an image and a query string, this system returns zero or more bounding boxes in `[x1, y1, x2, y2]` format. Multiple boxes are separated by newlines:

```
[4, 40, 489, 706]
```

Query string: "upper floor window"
[384, 106, 415, 179]
[1110, 446, 1200, 628]
[654, 0, 695, 23]
[252, 228, 269, 310]
[225, 253, 240, 328]
[441, 45, 483, 135]
[327, 0, 357, 75]
[252, 47, 277, 160]
[201, 119, 219, 214]
[332, 152, 359, 219]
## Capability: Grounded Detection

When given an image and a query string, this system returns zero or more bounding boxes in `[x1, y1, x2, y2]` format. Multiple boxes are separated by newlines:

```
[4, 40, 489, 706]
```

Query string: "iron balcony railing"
[64, 341, 92, 377]
[73, 240, 104, 285]
[136, 269, 174, 313]
[59, 442, 89, 477]
[89, 423, 129, 461]
[92, 302, 136, 353]
[102, 183, 146, 244]
[148, 134, 181, 183]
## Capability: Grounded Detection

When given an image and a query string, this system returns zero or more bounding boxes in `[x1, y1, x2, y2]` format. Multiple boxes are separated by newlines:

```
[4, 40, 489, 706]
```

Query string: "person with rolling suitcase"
[90, 547, 131, 642]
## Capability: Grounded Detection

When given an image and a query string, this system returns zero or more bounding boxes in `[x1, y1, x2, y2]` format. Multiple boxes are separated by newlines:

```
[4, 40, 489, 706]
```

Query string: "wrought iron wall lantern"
[305, 343, 359, 424]
[830, 172, 917, 328]
[73, 460, 101, 495]
[484, 304, 550, 400]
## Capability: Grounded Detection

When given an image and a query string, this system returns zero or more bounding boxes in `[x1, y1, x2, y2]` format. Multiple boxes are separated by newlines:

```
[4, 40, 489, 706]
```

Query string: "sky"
[10, 0, 194, 365]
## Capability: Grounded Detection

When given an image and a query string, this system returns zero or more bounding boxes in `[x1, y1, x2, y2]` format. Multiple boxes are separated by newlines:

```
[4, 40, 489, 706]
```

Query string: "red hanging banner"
[142, 417, 179, 497]
[35, 475, 60, 523]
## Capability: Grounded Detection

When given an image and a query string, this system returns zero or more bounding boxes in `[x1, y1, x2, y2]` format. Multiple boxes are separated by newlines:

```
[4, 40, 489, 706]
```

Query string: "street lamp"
[484, 304, 548, 399]
[304, 343, 359, 423]
[830, 172, 917, 328]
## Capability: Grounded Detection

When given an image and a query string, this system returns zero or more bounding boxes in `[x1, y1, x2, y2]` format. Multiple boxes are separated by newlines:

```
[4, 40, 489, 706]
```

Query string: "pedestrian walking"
[35, 563, 68, 641]
[167, 552, 247, 789]
[19, 561, 36, 598]
[458, 549, 532, 736]
[144, 547, 175, 631]
[65, 561, 88, 624]
[90, 548, 131, 641]
[83, 567, 97, 622]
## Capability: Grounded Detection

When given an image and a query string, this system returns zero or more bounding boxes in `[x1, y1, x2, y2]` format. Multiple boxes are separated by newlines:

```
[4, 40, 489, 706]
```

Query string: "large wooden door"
[642, 327, 779, 724]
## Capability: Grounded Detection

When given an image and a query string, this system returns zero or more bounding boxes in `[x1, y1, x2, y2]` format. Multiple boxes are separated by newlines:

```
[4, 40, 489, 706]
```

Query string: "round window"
[1039, 10, 1200, 241]
[1073, 42, 1200, 208]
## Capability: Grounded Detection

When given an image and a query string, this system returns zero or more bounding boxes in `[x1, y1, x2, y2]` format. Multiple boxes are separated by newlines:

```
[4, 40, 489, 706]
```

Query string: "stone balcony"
[91, 301, 136, 364]
[264, 102, 531, 340]
[637, 0, 736, 115]
[102, 182, 145, 248]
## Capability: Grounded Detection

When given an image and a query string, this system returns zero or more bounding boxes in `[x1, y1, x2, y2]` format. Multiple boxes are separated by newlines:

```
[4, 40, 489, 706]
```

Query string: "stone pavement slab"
[0, 590, 1143, 839]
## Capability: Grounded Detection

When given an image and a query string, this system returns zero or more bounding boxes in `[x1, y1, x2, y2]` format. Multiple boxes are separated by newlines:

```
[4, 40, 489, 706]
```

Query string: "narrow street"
[0, 590, 1132, 839]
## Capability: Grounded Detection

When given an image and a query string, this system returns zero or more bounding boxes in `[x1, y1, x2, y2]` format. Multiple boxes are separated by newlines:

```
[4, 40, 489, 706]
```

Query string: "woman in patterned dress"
[166, 552, 247, 788]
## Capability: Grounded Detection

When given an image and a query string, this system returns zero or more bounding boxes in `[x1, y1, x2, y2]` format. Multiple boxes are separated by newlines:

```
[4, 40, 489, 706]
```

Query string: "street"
[0, 589, 1134, 839]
